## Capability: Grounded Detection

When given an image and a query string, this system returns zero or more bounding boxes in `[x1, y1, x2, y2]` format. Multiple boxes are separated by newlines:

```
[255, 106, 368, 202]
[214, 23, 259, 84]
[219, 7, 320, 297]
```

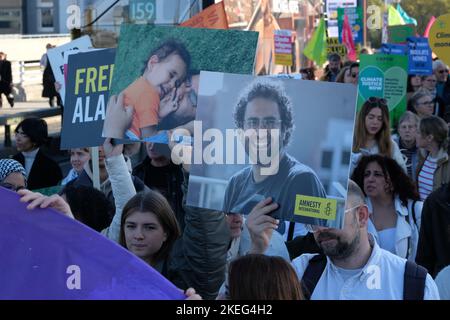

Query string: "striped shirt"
[418, 155, 438, 200]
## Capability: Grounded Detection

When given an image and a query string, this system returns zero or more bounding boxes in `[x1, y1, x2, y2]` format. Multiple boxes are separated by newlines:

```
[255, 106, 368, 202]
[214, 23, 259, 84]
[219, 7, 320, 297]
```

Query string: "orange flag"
[181, 1, 228, 29]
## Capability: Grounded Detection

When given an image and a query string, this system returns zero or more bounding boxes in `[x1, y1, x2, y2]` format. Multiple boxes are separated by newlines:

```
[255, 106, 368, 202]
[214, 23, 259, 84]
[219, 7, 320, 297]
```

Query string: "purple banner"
[0, 187, 185, 300]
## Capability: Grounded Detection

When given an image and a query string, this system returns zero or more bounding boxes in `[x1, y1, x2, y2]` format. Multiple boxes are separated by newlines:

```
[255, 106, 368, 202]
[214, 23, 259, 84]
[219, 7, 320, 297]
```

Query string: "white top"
[22, 148, 39, 176]
[292, 239, 440, 300]
[377, 228, 397, 254]
[101, 154, 136, 242]
[367, 196, 422, 260]
[418, 155, 438, 201]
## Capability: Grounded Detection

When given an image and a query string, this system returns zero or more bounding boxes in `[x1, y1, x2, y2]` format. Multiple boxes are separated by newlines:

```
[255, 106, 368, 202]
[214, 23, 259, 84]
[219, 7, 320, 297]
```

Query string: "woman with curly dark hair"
[351, 154, 422, 260]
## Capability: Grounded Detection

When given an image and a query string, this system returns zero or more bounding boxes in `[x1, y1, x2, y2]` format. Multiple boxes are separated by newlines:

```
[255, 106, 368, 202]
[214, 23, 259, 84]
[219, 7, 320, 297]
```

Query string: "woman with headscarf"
[0, 159, 27, 192]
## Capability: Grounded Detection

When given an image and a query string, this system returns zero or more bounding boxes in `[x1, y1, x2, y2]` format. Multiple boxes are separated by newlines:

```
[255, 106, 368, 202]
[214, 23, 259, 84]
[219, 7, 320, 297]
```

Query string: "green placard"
[337, 7, 363, 44]
[358, 54, 408, 128]
[387, 24, 416, 44]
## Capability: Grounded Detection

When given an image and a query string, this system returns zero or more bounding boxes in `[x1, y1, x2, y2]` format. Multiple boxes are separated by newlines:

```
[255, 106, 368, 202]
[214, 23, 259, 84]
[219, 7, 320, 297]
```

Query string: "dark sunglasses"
[0, 182, 25, 192]
[438, 69, 449, 74]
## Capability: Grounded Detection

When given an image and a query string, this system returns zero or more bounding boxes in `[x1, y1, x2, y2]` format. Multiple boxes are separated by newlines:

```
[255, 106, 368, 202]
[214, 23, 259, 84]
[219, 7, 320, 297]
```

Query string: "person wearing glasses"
[247, 180, 440, 300]
[433, 60, 450, 124]
[421, 74, 438, 100]
[410, 89, 435, 119]
[351, 97, 407, 174]
[349, 62, 359, 86]
[393, 111, 420, 181]
[0, 159, 27, 192]
[12, 118, 62, 190]
[351, 155, 422, 260]
[223, 78, 326, 242]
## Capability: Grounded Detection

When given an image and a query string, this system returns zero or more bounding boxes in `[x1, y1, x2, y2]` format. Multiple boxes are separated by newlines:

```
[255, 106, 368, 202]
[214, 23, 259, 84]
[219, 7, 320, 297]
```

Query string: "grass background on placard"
[110, 24, 258, 95]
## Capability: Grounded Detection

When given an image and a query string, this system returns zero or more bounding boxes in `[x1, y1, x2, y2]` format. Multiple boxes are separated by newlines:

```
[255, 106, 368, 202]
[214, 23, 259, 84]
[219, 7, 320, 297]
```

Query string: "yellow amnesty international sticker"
[294, 195, 337, 220]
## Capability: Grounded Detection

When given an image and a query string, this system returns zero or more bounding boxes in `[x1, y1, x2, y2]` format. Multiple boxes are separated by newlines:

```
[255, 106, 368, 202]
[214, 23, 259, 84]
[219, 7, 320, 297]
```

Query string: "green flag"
[397, 4, 417, 26]
[388, 5, 405, 26]
[303, 18, 327, 65]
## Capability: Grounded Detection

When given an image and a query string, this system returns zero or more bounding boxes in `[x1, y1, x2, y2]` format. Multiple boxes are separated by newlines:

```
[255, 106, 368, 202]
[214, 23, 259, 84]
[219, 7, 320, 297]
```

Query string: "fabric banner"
[181, 1, 228, 29]
[0, 187, 185, 300]
[304, 18, 328, 65]
[341, 14, 357, 61]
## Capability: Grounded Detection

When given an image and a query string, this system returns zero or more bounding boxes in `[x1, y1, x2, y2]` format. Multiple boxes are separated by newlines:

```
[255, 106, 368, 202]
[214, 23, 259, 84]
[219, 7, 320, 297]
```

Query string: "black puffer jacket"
[168, 170, 230, 300]
[416, 183, 450, 278]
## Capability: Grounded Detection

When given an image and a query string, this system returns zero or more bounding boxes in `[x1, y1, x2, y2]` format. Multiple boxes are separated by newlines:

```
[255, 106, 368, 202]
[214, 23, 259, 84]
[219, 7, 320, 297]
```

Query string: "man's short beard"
[317, 229, 361, 260]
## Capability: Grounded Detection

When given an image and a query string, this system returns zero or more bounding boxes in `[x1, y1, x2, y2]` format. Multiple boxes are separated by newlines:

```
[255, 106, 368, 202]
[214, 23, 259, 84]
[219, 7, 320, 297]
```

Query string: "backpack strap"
[287, 221, 295, 242]
[411, 200, 417, 226]
[403, 260, 427, 300]
[301, 254, 327, 300]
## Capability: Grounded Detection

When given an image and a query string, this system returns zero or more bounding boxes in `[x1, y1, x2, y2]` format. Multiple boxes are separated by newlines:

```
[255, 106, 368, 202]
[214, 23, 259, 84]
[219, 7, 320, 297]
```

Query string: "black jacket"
[42, 61, 58, 98]
[133, 157, 185, 230]
[0, 59, 12, 94]
[437, 78, 450, 124]
[13, 149, 63, 190]
[167, 170, 230, 300]
[67, 168, 149, 218]
[416, 183, 450, 278]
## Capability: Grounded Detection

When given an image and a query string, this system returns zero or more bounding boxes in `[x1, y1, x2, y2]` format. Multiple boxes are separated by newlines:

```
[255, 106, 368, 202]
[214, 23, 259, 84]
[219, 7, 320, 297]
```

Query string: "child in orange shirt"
[123, 40, 191, 140]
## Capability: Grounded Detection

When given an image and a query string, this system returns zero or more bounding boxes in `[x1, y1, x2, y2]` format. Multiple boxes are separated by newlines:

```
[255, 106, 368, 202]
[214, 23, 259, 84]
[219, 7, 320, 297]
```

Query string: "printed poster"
[337, 7, 363, 44]
[274, 29, 293, 66]
[102, 24, 258, 143]
[185, 71, 358, 231]
[407, 37, 433, 75]
[61, 48, 116, 149]
[47, 35, 92, 105]
[358, 54, 408, 127]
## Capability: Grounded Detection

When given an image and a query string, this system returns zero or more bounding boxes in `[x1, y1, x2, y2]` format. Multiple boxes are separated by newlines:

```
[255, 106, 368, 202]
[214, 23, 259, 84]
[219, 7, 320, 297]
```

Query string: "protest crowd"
[1, 1, 450, 302]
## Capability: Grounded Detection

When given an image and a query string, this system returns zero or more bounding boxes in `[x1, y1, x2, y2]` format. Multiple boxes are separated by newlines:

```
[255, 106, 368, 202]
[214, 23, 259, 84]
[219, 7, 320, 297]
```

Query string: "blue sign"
[380, 43, 408, 55]
[407, 37, 433, 75]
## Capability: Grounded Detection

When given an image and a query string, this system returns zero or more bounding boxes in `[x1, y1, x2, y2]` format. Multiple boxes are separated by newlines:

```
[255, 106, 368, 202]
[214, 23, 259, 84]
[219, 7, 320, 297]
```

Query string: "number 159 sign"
[129, 0, 156, 22]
